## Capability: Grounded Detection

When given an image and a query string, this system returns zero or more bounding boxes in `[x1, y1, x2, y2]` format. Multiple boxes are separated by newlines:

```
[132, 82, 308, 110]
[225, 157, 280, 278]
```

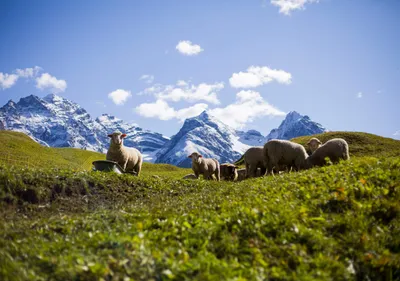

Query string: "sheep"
[106, 131, 143, 176]
[188, 152, 220, 181]
[305, 138, 349, 168]
[182, 174, 198, 180]
[307, 137, 322, 154]
[220, 163, 238, 181]
[236, 167, 265, 181]
[244, 147, 266, 178]
[263, 139, 308, 175]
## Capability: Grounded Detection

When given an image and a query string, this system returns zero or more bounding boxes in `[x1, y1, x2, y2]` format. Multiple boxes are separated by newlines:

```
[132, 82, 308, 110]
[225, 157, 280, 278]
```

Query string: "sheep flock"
[105, 131, 349, 181]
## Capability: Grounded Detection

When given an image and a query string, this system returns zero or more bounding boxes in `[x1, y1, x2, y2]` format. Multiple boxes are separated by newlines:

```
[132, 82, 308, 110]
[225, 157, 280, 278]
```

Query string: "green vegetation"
[0, 131, 400, 280]
[292, 131, 400, 157]
[0, 131, 105, 170]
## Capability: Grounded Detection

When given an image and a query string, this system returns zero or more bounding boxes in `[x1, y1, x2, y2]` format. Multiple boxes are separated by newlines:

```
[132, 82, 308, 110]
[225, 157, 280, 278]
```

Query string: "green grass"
[0, 131, 400, 280]
[292, 131, 400, 157]
[0, 131, 106, 171]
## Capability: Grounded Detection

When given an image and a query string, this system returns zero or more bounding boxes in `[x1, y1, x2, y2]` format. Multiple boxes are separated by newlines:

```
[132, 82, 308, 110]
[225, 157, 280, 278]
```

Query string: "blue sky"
[1, 0, 399, 139]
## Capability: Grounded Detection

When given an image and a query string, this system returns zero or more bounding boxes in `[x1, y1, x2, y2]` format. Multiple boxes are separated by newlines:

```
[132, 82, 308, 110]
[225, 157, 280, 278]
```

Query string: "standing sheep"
[307, 137, 322, 154]
[188, 152, 220, 181]
[220, 163, 238, 181]
[244, 147, 266, 178]
[263, 139, 308, 175]
[305, 138, 350, 168]
[106, 131, 143, 176]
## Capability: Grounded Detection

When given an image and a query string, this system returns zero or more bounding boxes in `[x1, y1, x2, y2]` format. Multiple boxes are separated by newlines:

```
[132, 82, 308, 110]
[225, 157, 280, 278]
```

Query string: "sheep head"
[108, 132, 127, 146]
[307, 138, 322, 153]
[188, 152, 202, 163]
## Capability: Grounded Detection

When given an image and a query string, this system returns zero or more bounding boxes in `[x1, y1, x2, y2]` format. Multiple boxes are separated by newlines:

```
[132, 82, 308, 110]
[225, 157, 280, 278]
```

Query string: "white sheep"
[106, 131, 143, 176]
[188, 152, 220, 181]
[220, 163, 238, 181]
[263, 139, 308, 175]
[243, 147, 266, 178]
[307, 137, 322, 154]
[305, 138, 350, 168]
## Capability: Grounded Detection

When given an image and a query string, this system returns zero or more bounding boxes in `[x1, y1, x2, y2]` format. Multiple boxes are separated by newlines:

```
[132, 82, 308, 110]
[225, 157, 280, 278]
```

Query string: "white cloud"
[357, 92, 363, 98]
[139, 74, 155, 84]
[176, 40, 204, 56]
[108, 89, 132, 105]
[229, 66, 292, 88]
[15, 66, 41, 78]
[135, 100, 208, 121]
[394, 130, 400, 139]
[209, 90, 285, 129]
[139, 80, 224, 105]
[271, 0, 319, 15]
[0, 73, 19, 89]
[36, 73, 67, 93]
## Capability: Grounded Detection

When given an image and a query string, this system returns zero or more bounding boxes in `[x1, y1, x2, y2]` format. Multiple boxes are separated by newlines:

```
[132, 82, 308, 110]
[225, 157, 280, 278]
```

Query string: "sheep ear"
[317, 140, 322, 144]
[188, 155, 192, 158]
[121, 134, 127, 138]
[198, 155, 203, 158]
[107, 134, 113, 138]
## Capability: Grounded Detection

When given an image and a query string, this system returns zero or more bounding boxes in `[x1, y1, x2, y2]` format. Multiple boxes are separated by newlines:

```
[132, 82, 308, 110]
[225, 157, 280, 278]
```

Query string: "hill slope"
[0, 131, 105, 170]
[292, 131, 400, 157]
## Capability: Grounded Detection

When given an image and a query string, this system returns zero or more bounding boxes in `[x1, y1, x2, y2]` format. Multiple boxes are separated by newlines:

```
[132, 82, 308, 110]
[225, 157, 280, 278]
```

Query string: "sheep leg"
[214, 167, 220, 181]
[134, 162, 142, 176]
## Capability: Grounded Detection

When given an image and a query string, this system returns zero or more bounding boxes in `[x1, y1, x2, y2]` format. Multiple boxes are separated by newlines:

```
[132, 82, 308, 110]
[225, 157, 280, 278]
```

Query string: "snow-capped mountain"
[266, 111, 326, 141]
[155, 111, 251, 167]
[155, 110, 326, 167]
[0, 94, 169, 161]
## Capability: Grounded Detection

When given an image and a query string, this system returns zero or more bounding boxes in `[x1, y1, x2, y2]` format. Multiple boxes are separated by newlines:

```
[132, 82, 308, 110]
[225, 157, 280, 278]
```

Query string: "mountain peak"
[43, 93, 64, 103]
[266, 111, 326, 141]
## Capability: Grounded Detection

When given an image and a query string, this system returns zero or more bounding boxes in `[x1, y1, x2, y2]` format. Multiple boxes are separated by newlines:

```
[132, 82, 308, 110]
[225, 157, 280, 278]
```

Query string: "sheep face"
[307, 138, 322, 153]
[188, 152, 202, 164]
[108, 132, 127, 146]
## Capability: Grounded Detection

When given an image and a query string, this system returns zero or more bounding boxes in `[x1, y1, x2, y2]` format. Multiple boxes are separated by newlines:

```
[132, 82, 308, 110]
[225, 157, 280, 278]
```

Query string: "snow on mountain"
[0, 94, 168, 161]
[266, 111, 327, 141]
[236, 129, 268, 146]
[155, 111, 252, 167]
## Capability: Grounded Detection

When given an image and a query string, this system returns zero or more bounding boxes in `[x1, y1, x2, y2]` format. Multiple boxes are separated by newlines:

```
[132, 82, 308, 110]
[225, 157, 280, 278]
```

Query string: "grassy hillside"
[292, 131, 400, 157]
[0, 131, 105, 170]
[0, 130, 400, 280]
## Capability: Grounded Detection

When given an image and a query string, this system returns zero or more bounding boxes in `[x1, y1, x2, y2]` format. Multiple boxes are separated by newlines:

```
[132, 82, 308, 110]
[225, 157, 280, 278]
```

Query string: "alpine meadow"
[1, 1, 400, 281]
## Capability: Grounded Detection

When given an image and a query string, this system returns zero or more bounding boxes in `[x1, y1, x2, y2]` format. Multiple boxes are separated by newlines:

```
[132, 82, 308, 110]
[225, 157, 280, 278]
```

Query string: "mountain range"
[0, 94, 327, 167]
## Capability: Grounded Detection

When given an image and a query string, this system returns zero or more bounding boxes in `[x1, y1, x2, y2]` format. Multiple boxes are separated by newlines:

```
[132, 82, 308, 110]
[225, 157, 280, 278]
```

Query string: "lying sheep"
[307, 137, 322, 154]
[220, 163, 238, 181]
[244, 147, 266, 178]
[106, 131, 143, 176]
[263, 139, 308, 175]
[305, 138, 349, 168]
[182, 174, 198, 180]
[188, 152, 220, 181]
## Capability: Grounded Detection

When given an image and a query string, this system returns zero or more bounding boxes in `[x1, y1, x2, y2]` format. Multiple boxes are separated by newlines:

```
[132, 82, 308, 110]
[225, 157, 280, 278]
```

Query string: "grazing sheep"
[263, 139, 308, 175]
[307, 137, 322, 154]
[244, 147, 266, 178]
[220, 163, 238, 181]
[236, 167, 265, 181]
[106, 131, 143, 176]
[305, 138, 350, 168]
[188, 152, 220, 181]
[182, 174, 198, 180]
